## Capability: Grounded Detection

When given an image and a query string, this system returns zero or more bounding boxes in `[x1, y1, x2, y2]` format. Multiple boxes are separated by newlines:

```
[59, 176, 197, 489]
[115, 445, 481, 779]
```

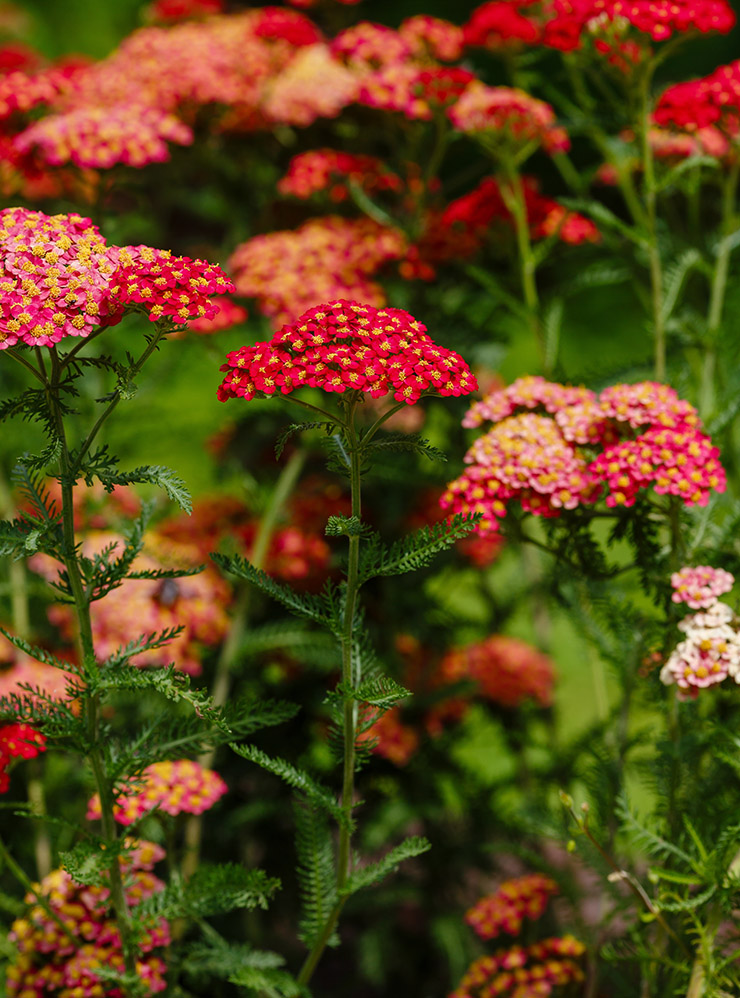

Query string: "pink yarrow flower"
[87, 759, 227, 825]
[671, 565, 735, 609]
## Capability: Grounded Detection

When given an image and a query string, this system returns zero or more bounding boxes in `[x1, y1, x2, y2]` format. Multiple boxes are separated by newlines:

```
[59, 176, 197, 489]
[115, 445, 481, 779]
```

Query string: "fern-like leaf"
[363, 432, 447, 463]
[230, 744, 349, 827]
[294, 801, 338, 949]
[340, 836, 431, 898]
[358, 513, 479, 584]
[275, 421, 337, 459]
[136, 866, 280, 920]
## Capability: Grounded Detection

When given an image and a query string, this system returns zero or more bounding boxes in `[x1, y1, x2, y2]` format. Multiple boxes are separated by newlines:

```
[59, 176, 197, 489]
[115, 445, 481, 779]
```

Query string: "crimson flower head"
[218, 299, 478, 406]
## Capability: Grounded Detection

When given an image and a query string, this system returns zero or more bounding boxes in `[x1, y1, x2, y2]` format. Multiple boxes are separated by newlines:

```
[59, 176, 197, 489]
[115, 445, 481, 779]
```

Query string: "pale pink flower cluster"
[661, 601, 740, 692]
[448, 82, 571, 155]
[87, 760, 227, 825]
[443, 378, 726, 535]
[670, 565, 735, 609]
[7, 841, 169, 997]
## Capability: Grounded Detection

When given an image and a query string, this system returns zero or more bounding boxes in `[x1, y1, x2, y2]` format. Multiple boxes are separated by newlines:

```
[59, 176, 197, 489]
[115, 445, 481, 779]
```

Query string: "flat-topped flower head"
[0, 207, 120, 348]
[449, 83, 570, 155]
[671, 565, 735, 609]
[444, 378, 726, 535]
[0, 207, 234, 348]
[218, 299, 478, 405]
[87, 759, 227, 825]
[466, 874, 558, 939]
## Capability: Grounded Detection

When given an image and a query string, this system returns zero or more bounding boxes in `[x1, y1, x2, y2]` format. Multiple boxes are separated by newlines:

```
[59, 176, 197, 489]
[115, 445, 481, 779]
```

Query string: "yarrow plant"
[215, 296, 479, 987]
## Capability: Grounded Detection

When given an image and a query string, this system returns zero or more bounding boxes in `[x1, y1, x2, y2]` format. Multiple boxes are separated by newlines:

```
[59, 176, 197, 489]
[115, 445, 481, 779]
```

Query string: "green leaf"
[97, 464, 192, 513]
[229, 967, 309, 997]
[230, 744, 349, 828]
[363, 432, 447, 463]
[656, 154, 720, 193]
[294, 801, 338, 949]
[337, 676, 411, 712]
[275, 420, 337, 459]
[213, 553, 341, 633]
[340, 836, 431, 898]
[358, 513, 479, 584]
[659, 249, 703, 325]
[137, 866, 280, 921]
[559, 197, 647, 246]
[325, 515, 363, 537]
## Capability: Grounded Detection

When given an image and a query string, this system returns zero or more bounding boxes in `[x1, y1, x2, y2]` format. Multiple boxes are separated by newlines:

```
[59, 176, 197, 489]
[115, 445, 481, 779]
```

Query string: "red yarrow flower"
[466, 874, 559, 939]
[0, 723, 46, 793]
[449, 83, 570, 155]
[218, 299, 478, 406]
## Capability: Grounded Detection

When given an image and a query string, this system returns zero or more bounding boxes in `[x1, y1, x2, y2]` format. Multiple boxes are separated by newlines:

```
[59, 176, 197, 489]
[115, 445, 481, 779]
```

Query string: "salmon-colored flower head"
[218, 299, 478, 406]
[449, 83, 570, 155]
[87, 759, 227, 825]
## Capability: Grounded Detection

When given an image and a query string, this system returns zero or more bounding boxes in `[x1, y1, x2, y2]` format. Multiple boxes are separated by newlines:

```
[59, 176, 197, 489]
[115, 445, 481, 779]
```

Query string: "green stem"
[637, 66, 665, 381]
[297, 401, 363, 987]
[700, 163, 740, 419]
[182, 448, 307, 881]
[686, 906, 721, 998]
[46, 348, 138, 989]
[72, 323, 172, 474]
[0, 834, 74, 941]
[500, 164, 544, 370]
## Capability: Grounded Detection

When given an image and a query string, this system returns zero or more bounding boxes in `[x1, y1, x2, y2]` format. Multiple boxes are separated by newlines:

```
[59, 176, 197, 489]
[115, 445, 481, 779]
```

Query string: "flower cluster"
[451, 935, 586, 998]
[241, 522, 332, 588]
[108, 245, 234, 325]
[357, 706, 421, 767]
[228, 216, 405, 327]
[448, 83, 570, 156]
[399, 15, 464, 61]
[671, 565, 735, 609]
[15, 104, 193, 169]
[443, 378, 726, 535]
[6, 842, 169, 997]
[0, 722, 46, 793]
[330, 22, 415, 71]
[259, 43, 359, 126]
[359, 65, 476, 121]
[654, 60, 740, 157]
[661, 601, 740, 692]
[218, 299, 477, 405]
[87, 759, 227, 825]
[0, 642, 79, 711]
[466, 875, 559, 939]
[277, 149, 402, 202]
[437, 635, 556, 709]
[0, 207, 234, 349]
[463, 2, 542, 51]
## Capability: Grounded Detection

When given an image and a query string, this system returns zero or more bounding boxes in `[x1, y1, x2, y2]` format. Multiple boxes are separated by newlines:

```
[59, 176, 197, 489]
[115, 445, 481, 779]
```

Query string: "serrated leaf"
[358, 513, 479, 584]
[325, 515, 363, 537]
[213, 553, 341, 633]
[229, 967, 309, 997]
[275, 420, 337, 459]
[230, 744, 349, 828]
[337, 676, 411, 711]
[137, 866, 280, 921]
[97, 464, 192, 513]
[340, 836, 430, 898]
[294, 802, 338, 949]
[363, 432, 447, 463]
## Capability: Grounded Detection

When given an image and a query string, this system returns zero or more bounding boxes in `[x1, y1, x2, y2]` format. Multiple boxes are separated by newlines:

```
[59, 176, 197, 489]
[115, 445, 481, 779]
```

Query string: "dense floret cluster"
[228, 217, 405, 326]
[218, 299, 477, 405]
[443, 378, 726, 534]
[438, 635, 555, 708]
[451, 935, 586, 998]
[0, 207, 233, 348]
[0, 722, 46, 793]
[449, 84, 570, 155]
[6, 841, 169, 997]
[87, 760, 227, 824]
[670, 565, 735, 609]
[654, 60, 740, 158]
[466, 875, 559, 939]
[278, 149, 402, 201]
